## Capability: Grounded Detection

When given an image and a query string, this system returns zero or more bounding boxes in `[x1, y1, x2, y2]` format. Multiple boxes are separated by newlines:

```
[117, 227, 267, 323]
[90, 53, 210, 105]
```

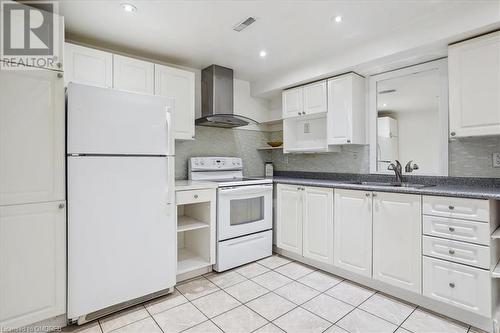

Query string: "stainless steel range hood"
[196, 65, 258, 128]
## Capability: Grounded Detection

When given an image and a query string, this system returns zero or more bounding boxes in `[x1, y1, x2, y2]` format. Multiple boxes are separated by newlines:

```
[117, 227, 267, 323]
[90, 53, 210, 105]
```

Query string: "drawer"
[423, 215, 491, 246]
[176, 189, 214, 205]
[423, 257, 491, 317]
[214, 230, 272, 272]
[423, 236, 490, 269]
[423, 196, 489, 222]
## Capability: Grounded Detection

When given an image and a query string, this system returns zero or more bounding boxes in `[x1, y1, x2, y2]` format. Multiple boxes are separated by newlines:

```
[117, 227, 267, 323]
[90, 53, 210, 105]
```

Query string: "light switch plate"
[493, 153, 500, 168]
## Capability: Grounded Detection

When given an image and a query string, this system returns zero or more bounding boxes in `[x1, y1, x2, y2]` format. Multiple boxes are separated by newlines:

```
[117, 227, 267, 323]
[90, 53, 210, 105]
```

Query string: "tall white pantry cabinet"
[0, 67, 66, 328]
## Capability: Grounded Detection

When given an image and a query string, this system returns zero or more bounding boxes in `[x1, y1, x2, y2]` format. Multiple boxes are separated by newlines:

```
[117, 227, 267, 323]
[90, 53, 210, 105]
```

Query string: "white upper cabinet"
[0, 201, 66, 329]
[276, 184, 303, 255]
[0, 68, 65, 205]
[449, 31, 500, 137]
[64, 43, 112, 88]
[302, 186, 334, 265]
[113, 54, 154, 94]
[155, 65, 195, 140]
[372, 192, 422, 293]
[333, 189, 372, 277]
[282, 87, 304, 118]
[327, 73, 366, 145]
[303, 81, 327, 115]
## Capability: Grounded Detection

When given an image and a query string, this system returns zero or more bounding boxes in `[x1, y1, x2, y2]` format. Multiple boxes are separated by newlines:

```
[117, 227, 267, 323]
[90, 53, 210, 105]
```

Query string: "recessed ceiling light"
[259, 50, 267, 58]
[121, 3, 137, 13]
[334, 15, 343, 23]
[382, 103, 387, 107]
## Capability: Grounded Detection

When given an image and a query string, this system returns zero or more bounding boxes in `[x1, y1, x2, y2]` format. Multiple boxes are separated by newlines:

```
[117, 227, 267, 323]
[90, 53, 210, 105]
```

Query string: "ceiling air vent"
[233, 17, 256, 32]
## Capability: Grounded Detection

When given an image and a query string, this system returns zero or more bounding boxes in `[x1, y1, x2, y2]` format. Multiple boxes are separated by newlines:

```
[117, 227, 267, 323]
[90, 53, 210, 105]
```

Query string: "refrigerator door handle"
[165, 106, 174, 156]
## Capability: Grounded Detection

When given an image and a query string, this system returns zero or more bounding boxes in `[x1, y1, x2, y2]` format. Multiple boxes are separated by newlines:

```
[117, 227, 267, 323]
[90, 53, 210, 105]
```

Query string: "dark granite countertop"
[271, 172, 500, 200]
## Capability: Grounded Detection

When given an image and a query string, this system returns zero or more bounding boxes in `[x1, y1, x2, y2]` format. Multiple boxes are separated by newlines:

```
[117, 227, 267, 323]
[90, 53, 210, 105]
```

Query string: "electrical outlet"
[493, 153, 500, 168]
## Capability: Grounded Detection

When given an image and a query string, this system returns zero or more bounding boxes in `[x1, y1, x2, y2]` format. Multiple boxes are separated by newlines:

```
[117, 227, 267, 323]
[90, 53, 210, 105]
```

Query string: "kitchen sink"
[348, 181, 435, 189]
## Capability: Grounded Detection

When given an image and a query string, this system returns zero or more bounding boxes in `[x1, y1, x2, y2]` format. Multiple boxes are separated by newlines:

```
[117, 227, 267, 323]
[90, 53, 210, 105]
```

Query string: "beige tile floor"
[64, 254, 485, 333]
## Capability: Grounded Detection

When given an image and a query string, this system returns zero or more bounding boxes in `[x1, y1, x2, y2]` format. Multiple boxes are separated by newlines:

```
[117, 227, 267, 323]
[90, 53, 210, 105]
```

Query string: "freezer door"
[67, 156, 175, 319]
[67, 83, 174, 155]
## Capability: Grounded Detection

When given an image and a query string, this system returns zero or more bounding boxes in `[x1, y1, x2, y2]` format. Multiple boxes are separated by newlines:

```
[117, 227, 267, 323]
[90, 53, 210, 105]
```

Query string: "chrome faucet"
[405, 160, 419, 173]
[387, 160, 404, 183]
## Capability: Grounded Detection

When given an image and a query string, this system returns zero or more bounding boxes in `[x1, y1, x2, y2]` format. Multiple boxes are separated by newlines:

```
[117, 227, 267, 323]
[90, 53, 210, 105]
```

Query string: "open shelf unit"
[176, 189, 216, 279]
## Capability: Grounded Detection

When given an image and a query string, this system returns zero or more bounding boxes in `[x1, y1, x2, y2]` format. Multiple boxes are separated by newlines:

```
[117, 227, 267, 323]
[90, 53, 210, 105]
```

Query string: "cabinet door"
[0, 201, 66, 329]
[155, 65, 195, 140]
[333, 189, 372, 277]
[303, 187, 333, 264]
[303, 81, 327, 115]
[64, 43, 112, 88]
[277, 184, 303, 255]
[0, 68, 65, 205]
[373, 192, 422, 293]
[113, 54, 154, 94]
[449, 31, 500, 137]
[327, 76, 352, 144]
[282, 87, 303, 118]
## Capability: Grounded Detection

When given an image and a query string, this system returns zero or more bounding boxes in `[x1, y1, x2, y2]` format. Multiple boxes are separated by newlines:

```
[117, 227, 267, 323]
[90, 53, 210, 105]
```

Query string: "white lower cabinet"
[372, 192, 422, 293]
[0, 201, 66, 329]
[333, 189, 372, 277]
[423, 257, 491, 317]
[302, 186, 334, 264]
[277, 184, 303, 255]
[276, 184, 333, 264]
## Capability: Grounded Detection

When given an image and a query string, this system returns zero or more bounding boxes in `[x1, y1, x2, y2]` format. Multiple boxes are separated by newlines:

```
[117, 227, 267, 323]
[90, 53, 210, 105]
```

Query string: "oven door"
[217, 184, 273, 241]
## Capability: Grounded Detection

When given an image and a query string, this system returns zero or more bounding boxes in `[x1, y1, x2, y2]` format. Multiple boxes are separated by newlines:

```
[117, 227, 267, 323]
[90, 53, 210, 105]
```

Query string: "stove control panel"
[189, 157, 242, 171]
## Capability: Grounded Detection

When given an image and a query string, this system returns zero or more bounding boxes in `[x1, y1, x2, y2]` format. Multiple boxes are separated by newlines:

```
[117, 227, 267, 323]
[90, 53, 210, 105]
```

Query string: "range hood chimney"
[196, 65, 258, 128]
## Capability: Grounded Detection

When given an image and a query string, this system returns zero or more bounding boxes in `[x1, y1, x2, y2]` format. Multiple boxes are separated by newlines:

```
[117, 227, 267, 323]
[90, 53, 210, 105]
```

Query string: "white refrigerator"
[66, 83, 176, 322]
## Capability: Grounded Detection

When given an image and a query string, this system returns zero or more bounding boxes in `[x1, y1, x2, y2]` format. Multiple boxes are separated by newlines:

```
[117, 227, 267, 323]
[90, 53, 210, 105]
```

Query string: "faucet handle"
[405, 160, 419, 172]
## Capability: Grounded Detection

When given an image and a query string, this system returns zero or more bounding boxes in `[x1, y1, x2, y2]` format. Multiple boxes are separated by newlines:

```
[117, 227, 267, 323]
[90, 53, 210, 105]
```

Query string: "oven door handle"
[218, 184, 273, 195]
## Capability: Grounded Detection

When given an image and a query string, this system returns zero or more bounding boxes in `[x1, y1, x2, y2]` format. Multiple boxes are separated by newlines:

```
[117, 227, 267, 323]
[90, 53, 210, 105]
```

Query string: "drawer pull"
[449, 249, 455, 255]
[449, 227, 455, 232]
[194, 194, 199, 199]
[365, 193, 371, 197]
[449, 205, 455, 210]
[449, 282, 455, 288]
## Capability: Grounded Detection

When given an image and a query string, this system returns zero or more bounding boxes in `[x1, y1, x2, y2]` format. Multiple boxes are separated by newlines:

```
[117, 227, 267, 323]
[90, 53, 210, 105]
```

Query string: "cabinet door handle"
[194, 194, 199, 199]
[58, 203, 65, 209]
[449, 227, 455, 232]
[449, 282, 455, 288]
[347, 140, 351, 143]
[57, 73, 63, 79]
[448, 249, 455, 255]
[448, 205, 455, 210]
[372, 193, 377, 197]
[365, 193, 371, 197]
[450, 131, 456, 137]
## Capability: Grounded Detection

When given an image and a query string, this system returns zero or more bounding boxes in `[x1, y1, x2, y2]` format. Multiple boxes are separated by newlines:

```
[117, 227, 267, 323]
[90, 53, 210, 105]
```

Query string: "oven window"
[230, 196, 264, 226]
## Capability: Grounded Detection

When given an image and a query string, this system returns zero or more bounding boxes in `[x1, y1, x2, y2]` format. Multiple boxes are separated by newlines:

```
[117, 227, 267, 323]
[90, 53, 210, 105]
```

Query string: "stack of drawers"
[422, 195, 499, 317]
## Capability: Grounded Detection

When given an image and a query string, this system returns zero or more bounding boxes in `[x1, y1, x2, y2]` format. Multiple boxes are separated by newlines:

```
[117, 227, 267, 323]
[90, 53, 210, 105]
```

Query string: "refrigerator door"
[67, 155, 175, 319]
[67, 83, 174, 156]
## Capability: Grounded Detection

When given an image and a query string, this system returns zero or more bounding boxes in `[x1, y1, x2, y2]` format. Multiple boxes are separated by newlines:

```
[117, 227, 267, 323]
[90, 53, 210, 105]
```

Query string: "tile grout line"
[143, 303, 165, 333]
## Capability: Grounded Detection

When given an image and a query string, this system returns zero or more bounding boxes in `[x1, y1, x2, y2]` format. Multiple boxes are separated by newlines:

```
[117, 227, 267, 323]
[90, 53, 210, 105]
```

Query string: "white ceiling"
[60, 0, 500, 96]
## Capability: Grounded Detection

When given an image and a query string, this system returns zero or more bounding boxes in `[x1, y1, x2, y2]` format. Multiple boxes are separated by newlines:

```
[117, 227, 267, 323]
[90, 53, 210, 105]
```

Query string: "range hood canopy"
[196, 64, 258, 128]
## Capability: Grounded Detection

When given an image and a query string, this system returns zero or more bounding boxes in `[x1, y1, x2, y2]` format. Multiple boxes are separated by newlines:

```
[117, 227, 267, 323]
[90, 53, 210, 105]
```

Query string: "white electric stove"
[189, 157, 273, 271]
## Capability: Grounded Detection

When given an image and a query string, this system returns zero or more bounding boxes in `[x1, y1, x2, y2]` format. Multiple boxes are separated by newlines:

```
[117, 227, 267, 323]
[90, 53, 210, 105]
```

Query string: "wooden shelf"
[177, 248, 211, 275]
[257, 146, 283, 150]
[177, 216, 209, 232]
[492, 226, 500, 239]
